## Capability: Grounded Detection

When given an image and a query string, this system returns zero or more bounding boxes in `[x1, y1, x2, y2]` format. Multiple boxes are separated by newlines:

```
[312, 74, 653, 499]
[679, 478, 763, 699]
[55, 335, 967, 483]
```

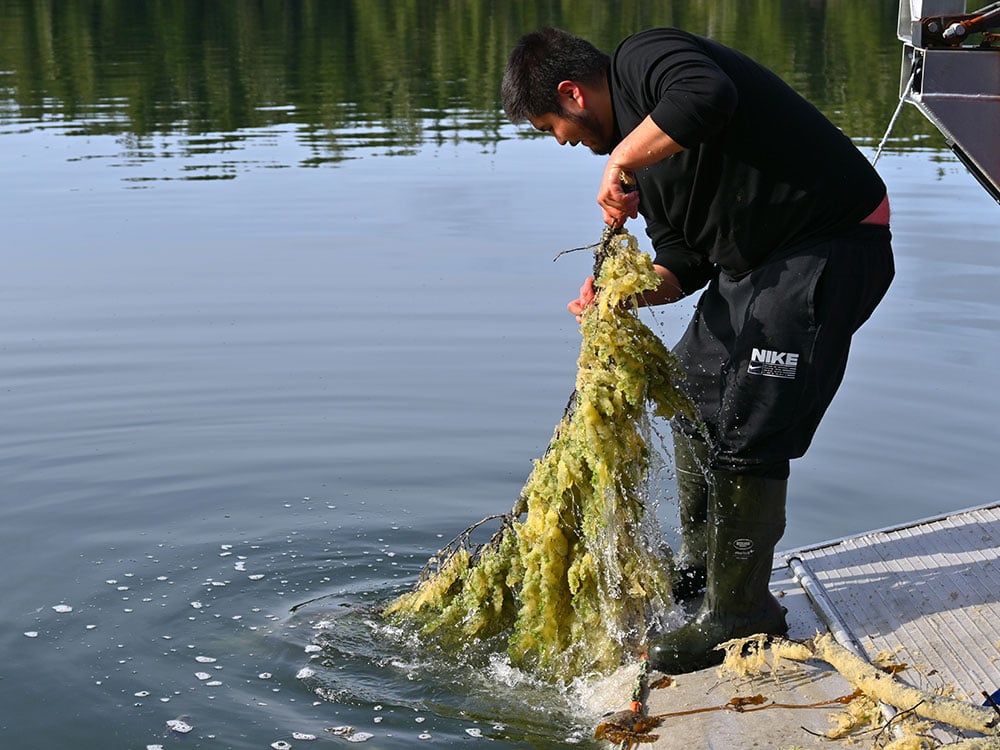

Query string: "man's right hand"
[567, 276, 596, 323]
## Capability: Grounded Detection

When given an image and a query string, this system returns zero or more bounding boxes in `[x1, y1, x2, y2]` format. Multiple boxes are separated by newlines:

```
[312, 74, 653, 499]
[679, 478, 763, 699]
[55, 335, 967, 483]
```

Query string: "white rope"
[872, 58, 920, 166]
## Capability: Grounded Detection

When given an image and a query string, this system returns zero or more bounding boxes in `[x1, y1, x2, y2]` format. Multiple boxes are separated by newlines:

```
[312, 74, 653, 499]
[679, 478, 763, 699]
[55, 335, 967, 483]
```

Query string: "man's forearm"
[636, 265, 685, 306]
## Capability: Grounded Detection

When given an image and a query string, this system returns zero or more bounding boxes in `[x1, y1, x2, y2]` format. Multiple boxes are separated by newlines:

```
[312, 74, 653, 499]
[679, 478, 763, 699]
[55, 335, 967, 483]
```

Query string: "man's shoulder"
[615, 27, 706, 54]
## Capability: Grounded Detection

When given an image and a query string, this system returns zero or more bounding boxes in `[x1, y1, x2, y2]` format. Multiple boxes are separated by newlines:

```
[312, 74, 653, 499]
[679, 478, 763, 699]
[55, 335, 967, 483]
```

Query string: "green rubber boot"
[671, 433, 710, 601]
[651, 472, 788, 674]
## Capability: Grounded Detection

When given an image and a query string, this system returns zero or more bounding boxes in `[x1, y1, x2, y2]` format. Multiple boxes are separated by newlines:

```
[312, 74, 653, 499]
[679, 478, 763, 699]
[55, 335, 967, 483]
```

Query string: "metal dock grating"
[785, 503, 1000, 737]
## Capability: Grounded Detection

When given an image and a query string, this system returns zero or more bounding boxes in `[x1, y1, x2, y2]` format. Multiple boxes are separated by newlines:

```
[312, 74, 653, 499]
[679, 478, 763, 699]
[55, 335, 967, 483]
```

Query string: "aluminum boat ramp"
[602, 502, 1000, 749]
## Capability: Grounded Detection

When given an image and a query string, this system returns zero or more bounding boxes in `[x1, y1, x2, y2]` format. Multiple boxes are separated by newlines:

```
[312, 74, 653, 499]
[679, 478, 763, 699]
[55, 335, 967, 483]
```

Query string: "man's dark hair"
[501, 28, 610, 123]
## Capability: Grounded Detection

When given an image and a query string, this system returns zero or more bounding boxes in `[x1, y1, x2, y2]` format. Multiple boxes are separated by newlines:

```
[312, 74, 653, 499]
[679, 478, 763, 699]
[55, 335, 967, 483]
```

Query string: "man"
[501, 28, 893, 674]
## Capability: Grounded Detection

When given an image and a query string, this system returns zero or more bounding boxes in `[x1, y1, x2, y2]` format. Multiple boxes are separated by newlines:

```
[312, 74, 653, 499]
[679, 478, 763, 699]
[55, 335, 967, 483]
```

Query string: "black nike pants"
[672, 224, 894, 480]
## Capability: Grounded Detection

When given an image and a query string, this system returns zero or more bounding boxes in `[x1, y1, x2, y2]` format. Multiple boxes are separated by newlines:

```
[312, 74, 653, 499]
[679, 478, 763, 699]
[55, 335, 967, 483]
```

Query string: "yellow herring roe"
[383, 231, 698, 680]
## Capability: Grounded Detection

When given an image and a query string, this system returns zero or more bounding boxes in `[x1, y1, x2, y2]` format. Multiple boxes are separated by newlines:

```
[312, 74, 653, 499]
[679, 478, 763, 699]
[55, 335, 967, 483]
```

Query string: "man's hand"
[597, 116, 686, 227]
[567, 276, 596, 323]
[598, 164, 639, 227]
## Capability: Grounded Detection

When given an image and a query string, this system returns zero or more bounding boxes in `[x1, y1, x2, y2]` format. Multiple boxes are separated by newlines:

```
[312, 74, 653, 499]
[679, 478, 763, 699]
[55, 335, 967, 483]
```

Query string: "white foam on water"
[166, 719, 193, 733]
[52, 604, 72, 613]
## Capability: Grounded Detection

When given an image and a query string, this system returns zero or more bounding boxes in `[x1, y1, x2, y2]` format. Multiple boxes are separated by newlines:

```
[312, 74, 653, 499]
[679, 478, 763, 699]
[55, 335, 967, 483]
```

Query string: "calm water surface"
[1, 2, 998, 748]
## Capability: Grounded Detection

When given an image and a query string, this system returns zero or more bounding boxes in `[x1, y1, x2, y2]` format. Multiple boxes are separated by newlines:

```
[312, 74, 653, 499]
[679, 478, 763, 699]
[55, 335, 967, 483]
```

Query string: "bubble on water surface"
[292, 732, 316, 740]
[23, 631, 39, 638]
[271, 742, 291, 750]
[190, 601, 203, 609]
[466, 728, 483, 737]
[195, 672, 211, 680]
[52, 604, 72, 613]
[195, 655, 217, 663]
[346, 733, 374, 743]
[296, 667, 315, 679]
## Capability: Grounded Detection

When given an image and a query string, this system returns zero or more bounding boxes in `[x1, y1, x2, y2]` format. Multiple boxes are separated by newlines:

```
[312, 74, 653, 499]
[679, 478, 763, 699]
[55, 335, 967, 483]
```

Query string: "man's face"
[529, 107, 611, 155]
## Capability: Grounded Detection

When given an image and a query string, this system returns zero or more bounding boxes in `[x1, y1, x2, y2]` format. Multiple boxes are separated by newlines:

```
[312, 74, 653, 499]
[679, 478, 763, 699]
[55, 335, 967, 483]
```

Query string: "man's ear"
[556, 80, 584, 108]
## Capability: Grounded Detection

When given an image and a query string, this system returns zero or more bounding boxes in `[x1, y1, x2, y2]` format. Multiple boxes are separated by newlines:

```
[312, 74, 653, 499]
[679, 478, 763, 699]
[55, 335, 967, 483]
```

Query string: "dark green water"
[1, 1, 997, 748]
